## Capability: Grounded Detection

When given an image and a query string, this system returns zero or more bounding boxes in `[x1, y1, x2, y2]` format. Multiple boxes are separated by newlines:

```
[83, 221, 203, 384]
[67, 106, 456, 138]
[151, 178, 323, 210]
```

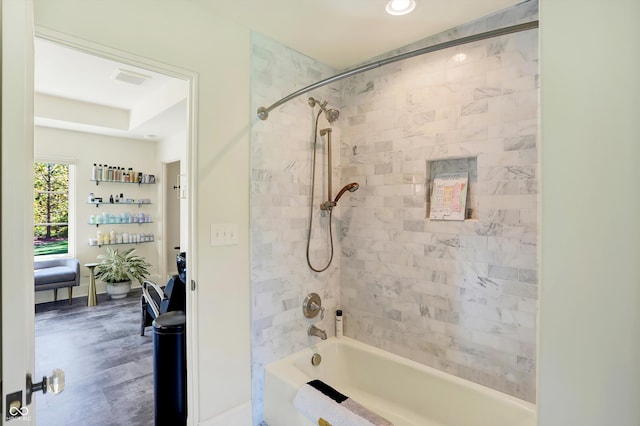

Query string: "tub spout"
[308, 325, 327, 340]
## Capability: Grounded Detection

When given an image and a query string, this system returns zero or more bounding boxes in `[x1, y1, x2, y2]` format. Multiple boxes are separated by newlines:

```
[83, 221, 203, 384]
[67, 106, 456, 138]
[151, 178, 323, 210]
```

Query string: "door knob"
[26, 368, 65, 404]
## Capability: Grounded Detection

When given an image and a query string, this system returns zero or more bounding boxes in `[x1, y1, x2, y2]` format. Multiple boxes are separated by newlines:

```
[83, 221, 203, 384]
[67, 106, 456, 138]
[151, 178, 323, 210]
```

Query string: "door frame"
[32, 27, 201, 423]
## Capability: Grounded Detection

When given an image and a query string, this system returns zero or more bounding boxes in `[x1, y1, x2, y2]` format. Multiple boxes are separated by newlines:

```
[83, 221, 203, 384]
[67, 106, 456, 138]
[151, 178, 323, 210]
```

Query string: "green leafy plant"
[95, 247, 151, 284]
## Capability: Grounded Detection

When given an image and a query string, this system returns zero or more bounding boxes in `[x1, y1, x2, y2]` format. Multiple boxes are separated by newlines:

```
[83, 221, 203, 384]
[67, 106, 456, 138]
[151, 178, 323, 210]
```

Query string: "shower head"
[309, 97, 340, 123]
[334, 182, 359, 204]
[325, 108, 340, 123]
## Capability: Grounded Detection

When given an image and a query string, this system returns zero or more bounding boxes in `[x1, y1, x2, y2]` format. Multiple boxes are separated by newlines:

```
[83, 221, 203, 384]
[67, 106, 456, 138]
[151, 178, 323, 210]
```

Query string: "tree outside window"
[34, 162, 70, 256]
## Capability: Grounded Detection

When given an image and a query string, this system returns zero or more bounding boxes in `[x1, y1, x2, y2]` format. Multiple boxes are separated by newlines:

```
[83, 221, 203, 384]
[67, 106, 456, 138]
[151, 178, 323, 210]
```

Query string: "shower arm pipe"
[256, 20, 539, 120]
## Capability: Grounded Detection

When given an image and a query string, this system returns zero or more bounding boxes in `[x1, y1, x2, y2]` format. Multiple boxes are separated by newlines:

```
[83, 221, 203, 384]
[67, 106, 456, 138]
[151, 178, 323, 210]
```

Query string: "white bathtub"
[264, 337, 535, 426]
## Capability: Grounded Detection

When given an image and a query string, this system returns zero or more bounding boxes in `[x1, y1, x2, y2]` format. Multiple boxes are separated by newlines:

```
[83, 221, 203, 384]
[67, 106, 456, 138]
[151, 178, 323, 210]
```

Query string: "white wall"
[34, 1, 252, 424]
[159, 130, 187, 165]
[538, 1, 640, 425]
[34, 126, 161, 302]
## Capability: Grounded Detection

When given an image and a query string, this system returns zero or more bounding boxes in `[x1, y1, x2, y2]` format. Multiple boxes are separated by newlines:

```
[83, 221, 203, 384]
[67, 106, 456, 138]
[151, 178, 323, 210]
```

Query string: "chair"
[34, 258, 80, 304]
[140, 252, 186, 336]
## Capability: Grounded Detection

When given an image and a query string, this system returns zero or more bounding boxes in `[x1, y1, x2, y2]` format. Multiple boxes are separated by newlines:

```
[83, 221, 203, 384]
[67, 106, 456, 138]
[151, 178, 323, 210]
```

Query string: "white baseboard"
[198, 401, 252, 426]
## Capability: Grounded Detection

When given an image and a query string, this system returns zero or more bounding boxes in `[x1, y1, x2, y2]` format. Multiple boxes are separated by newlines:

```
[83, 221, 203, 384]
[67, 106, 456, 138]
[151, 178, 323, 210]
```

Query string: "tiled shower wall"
[250, 33, 342, 423]
[339, 0, 539, 402]
[250, 1, 539, 422]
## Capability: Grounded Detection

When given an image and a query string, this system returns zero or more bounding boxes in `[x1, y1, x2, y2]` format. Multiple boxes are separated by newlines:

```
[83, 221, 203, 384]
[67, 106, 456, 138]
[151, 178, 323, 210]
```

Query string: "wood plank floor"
[35, 289, 154, 426]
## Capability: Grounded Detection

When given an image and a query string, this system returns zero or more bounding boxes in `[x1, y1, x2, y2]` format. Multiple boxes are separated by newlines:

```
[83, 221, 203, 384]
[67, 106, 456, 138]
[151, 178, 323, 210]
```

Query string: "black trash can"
[153, 310, 186, 426]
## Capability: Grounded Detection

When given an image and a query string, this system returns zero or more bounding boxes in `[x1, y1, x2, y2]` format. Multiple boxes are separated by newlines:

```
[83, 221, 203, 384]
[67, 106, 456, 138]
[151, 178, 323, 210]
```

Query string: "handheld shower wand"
[321, 182, 360, 211]
[306, 99, 358, 272]
[334, 182, 360, 203]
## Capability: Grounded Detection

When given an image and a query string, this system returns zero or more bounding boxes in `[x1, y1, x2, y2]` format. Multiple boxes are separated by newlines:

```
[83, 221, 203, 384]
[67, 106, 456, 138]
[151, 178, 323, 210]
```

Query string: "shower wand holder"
[320, 200, 336, 211]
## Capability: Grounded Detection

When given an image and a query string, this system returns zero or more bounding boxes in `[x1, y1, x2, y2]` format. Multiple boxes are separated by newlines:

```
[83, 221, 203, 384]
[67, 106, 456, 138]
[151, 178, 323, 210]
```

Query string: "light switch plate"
[210, 223, 238, 246]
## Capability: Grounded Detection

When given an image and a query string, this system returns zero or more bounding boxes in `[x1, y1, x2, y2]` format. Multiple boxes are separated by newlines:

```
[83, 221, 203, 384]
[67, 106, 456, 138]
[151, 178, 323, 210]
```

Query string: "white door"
[2, 0, 38, 423]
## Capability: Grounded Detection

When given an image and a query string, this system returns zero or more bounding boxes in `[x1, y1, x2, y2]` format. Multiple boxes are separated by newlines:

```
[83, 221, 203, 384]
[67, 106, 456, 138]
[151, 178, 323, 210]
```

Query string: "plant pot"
[106, 281, 132, 299]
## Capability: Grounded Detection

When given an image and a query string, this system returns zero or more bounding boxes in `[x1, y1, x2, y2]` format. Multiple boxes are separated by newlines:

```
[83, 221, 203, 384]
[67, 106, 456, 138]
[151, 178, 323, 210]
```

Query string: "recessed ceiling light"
[386, 0, 417, 16]
[453, 53, 468, 62]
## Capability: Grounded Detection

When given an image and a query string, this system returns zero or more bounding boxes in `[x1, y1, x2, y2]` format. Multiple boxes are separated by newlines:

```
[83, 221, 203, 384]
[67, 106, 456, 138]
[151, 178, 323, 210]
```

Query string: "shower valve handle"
[309, 301, 325, 320]
[303, 293, 325, 319]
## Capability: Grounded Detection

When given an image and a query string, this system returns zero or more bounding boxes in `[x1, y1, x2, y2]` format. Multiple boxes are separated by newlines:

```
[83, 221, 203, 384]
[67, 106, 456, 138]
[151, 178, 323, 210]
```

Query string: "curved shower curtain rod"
[257, 20, 539, 120]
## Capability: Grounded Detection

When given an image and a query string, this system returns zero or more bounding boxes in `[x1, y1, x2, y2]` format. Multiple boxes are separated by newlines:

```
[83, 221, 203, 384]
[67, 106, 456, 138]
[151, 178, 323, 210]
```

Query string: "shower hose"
[306, 109, 334, 272]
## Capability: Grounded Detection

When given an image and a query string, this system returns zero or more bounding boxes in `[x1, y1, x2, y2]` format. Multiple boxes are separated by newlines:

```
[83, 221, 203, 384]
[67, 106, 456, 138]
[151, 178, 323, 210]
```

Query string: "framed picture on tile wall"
[429, 172, 468, 220]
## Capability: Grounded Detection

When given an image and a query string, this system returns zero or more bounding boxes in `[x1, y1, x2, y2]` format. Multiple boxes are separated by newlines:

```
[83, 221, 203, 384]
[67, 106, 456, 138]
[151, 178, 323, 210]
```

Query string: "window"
[34, 162, 73, 256]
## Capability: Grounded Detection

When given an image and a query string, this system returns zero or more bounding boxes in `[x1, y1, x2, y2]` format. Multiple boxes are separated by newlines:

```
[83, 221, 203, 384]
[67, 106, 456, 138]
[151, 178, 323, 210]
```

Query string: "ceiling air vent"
[111, 68, 152, 86]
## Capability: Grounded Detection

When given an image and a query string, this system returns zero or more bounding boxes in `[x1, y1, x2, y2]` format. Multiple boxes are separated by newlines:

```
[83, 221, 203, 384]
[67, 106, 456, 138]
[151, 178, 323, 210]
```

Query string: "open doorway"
[164, 160, 182, 279]
[32, 33, 194, 425]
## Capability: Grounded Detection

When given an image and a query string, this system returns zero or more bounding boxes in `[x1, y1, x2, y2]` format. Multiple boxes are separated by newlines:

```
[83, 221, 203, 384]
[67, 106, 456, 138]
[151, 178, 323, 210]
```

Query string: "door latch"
[26, 368, 65, 405]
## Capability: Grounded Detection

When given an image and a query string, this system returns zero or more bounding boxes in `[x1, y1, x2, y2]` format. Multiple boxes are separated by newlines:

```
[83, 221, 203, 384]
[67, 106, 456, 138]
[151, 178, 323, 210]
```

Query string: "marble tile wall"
[250, 1, 539, 422]
[338, 0, 538, 402]
[250, 33, 342, 423]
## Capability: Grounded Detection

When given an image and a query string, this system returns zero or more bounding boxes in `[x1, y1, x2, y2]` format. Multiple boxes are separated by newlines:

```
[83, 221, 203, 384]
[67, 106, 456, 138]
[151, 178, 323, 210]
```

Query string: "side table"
[85, 262, 99, 307]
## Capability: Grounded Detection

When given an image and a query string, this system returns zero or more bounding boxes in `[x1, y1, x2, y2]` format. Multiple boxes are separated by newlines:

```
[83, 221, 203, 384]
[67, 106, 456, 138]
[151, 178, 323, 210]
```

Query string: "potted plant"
[95, 247, 151, 299]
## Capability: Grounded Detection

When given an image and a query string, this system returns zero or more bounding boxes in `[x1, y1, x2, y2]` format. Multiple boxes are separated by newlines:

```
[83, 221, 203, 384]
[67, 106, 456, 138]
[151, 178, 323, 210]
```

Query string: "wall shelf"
[88, 240, 154, 247]
[88, 201, 151, 208]
[88, 173, 155, 248]
[91, 179, 155, 186]
[91, 222, 153, 227]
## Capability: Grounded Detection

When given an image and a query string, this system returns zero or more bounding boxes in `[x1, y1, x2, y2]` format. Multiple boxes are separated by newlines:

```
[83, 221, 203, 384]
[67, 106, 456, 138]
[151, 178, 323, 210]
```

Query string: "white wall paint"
[35, 93, 129, 130]
[34, 1, 252, 424]
[538, 1, 640, 425]
[34, 126, 161, 303]
[159, 130, 187, 165]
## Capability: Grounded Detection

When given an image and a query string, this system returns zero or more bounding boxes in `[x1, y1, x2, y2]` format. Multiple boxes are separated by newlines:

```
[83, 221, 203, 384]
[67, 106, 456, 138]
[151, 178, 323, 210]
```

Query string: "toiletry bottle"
[336, 309, 343, 338]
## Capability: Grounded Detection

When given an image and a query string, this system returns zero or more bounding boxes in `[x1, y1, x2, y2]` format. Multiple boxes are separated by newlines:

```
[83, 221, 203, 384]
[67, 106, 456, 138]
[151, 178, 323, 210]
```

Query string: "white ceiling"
[192, 0, 524, 69]
[34, 0, 523, 140]
[34, 38, 188, 141]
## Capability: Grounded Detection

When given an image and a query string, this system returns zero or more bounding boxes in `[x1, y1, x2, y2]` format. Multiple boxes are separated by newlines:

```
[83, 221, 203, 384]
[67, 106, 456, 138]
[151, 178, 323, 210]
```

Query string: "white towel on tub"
[293, 379, 393, 426]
